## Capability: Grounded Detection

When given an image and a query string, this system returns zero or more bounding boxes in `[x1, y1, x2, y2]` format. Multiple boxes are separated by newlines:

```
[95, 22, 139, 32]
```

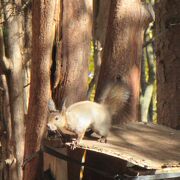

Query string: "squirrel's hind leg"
[77, 131, 85, 143]
[85, 129, 94, 137]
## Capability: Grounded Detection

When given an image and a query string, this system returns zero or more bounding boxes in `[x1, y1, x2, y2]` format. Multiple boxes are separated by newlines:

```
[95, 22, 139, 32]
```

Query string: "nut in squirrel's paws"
[98, 136, 107, 143]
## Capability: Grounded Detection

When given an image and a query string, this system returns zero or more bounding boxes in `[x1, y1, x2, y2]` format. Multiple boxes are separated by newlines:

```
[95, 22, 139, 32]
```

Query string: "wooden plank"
[44, 149, 68, 180]
[66, 122, 180, 170]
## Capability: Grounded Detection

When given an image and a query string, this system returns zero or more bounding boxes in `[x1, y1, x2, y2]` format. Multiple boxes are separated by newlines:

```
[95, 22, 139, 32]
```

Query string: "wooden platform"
[66, 122, 180, 172]
[44, 122, 180, 179]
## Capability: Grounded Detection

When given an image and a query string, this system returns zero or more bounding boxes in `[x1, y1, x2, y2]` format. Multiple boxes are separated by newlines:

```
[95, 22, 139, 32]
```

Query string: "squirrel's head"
[47, 111, 66, 131]
[47, 99, 67, 132]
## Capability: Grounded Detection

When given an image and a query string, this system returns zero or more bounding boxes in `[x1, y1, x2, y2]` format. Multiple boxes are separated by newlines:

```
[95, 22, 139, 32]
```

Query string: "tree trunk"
[155, 0, 180, 129]
[95, 0, 153, 124]
[1, 1, 25, 179]
[23, 1, 56, 179]
[87, 0, 111, 99]
[0, 14, 12, 180]
[60, 0, 92, 106]
[52, 0, 92, 107]
[0, 75, 14, 180]
[63, 1, 92, 180]
[51, 1, 92, 180]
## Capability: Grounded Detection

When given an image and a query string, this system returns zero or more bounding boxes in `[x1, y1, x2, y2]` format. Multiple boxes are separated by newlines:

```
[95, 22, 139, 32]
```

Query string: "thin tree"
[141, 27, 156, 122]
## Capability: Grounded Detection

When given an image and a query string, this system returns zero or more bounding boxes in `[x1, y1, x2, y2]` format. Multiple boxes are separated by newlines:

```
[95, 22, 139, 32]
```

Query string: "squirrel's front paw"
[66, 138, 78, 150]
[98, 136, 107, 143]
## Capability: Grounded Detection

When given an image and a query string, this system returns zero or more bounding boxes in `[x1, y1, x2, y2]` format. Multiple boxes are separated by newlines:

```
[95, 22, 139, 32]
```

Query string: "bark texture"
[2, 1, 25, 179]
[93, 0, 111, 48]
[87, 0, 111, 99]
[0, 75, 13, 180]
[23, 0, 32, 114]
[53, 0, 92, 109]
[155, 0, 180, 129]
[64, 1, 92, 180]
[95, 0, 152, 124]
[23, 1, 56, 179]
[52, 1, 92, 180]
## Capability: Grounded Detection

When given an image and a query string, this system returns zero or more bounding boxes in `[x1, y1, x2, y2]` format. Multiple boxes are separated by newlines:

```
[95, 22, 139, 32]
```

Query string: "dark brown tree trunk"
[51, 1, 92, 180]
[61, 0, 92, 106]
[155, 0, 180, 129]
[93, 0, 111, 49]
[63, 1, 92, 180]
[51, 0, 62, 90]
[95, 0, 153, 124]
[23, 1, 56, 179]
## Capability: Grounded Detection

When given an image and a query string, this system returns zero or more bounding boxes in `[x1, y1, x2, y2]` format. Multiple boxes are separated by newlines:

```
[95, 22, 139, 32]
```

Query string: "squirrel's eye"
[55, 116, 59, 121]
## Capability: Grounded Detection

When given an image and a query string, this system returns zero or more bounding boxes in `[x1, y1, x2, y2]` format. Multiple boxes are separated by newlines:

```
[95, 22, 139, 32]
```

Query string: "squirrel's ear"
[48, 99, 57, 112]
[62, 99, 67, 112]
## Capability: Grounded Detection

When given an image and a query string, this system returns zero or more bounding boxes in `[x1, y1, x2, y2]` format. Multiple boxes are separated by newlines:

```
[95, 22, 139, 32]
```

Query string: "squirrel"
[47, 79, 131, 144]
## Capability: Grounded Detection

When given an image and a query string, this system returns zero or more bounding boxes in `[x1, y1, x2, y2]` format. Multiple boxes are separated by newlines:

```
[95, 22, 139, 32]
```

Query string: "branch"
[141, 83, 154, 122]
[143, 38, 154, 48]
[87, 40, 102, 100]
[141, 3, 155, 28]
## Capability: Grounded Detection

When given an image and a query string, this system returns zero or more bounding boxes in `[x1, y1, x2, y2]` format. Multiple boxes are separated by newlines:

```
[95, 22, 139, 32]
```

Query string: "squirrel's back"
[66, 101, 111, 137]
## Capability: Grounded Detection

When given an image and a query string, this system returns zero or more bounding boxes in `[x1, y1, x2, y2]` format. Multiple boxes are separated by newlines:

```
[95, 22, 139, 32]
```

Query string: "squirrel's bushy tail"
[99, 81, 131, 116]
